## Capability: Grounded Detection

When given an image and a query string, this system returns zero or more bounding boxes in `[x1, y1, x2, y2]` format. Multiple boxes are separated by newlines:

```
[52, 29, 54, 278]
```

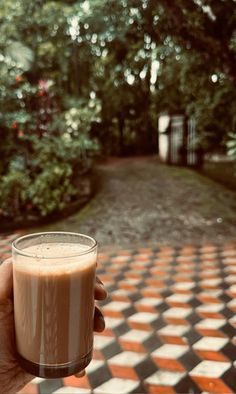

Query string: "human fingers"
[94, 277, 107, 300]
[94, 306, 105, 332]
[0, 259, 13, 301]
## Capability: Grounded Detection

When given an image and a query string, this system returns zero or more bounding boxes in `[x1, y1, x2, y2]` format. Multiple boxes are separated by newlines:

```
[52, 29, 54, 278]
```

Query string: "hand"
[0, 259, 107, 394]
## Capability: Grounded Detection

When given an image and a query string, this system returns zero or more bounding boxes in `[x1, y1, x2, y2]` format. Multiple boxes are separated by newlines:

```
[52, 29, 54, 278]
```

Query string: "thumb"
[0, 259, 13, 301]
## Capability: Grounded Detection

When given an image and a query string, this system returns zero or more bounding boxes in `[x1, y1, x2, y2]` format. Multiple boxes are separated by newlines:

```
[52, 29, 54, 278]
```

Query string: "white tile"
[199, 290, 222, 297]
[152, 344, 188, 358]
[53, 388, 91, 394]
[221, 250, 236, 257]
[108, 351, 146, 366]
[86, 359, 104, 374]
[145, 370, 186, 386]
[94, 335, 115, 350]
[103, 301, 131, 311]
[104, 317, 124, 329]
[158, 324, 190, 336]
[120, 329, 151, 342]
[203, 267, 220, 273]
[133, 253, 151, 259]
[171, 282, 195, 291]
[195, 318, 226, 329]
[128, 312, 157, 323]
[163, 307, 192, 318]
[94, 378, 140, 394]
[225, 275, 236, 283]
[224, 266, 236, 273]
[135, 298, 163, 307]
[190, 360, 231, 377]
[121, 278, 142, 286]
[228, 284, 236, 293]
[111, 256, 131, 263]
[196, 304, 224, 313]
[193, 337, 228, 351]
[200, 279, 222, 286]
[142, 286, 166, 294]
[227, 299, 236, 309]
[166, 294, 193, 303]
[229, 316, 236, 327]
[112, 289, 132, 297]
[200, 246, 216, 253]
[111, 289, 134, 299]
[32, 377, 45, 384]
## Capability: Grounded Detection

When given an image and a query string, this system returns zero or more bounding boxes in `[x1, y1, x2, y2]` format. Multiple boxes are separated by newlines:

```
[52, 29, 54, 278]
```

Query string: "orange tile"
[152, 357, 185, 372]
[164, 317, 189, 325]
[191, 376, 234, 394]
[109, 364, 139, 380]
[128, 321, 153, 331]
[119, 339, 146, 353]
[196, 328, 225, 338]
[159, 335, 187, 345]
[194, 349, 229, 362]
[63, 375, 90, 389]
[197, 295, 222, 304]
[141, 289, 163, 298]
[145, 384, 176, 394]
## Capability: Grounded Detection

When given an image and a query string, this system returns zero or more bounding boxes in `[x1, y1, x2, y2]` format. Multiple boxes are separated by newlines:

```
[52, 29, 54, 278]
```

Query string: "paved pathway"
[37, 156, 236, 249]
[1, 233, 235, 394]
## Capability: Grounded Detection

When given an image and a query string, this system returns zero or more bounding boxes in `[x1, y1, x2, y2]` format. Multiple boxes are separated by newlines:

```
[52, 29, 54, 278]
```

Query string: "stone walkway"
[36, 156, 236, 249]
[1, 233, 236, 394]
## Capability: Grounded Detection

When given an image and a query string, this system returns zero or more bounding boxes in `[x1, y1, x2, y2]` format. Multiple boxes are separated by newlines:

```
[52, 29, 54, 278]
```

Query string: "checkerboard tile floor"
[1, 234, 236, 394]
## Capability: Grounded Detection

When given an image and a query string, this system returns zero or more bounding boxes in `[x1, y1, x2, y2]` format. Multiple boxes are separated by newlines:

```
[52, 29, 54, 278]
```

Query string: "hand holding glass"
[12, 232, 98, 378]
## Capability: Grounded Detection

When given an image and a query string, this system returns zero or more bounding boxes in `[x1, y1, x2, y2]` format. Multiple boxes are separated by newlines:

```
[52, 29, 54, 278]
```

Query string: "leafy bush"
[27, 162, 77, 217]
[227, 133, 236, 158]
[0, 169, 31, 217]
[0, 102, 100, 218]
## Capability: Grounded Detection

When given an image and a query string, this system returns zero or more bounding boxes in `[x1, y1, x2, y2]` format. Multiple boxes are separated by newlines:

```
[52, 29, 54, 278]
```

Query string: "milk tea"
[13, 241, 97, 378]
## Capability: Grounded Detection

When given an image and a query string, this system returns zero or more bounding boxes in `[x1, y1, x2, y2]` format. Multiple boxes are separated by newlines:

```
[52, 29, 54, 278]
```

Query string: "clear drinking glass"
[12, 232, 97, 378]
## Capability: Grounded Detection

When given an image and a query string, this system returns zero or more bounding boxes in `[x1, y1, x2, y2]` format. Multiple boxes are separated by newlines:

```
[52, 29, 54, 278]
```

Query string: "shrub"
[0, 169, 31, 217]
[0, 126, 99, 218]
[27, 162, 77, 217]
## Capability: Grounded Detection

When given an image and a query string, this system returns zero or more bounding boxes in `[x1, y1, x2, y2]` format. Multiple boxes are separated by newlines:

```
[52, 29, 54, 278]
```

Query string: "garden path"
[37, 156, 236, 249]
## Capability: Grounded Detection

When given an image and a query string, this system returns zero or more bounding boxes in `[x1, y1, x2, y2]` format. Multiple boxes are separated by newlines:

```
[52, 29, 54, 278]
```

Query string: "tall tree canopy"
[0, 0, 236, 154]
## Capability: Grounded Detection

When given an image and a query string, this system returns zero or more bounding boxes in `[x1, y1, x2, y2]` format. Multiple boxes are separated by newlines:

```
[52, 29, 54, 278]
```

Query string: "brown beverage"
[12, 233, 97, 378]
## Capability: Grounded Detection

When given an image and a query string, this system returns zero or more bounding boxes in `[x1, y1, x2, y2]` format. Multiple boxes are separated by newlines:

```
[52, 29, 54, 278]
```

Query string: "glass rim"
[12, 231, 98, 259]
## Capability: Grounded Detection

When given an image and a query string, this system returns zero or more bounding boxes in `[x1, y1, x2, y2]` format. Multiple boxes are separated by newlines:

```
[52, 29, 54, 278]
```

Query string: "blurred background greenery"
[0, 0, 236, 225]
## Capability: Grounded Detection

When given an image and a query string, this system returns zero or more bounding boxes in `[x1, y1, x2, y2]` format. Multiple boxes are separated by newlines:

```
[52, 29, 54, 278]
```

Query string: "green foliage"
[27, 162, 76, 217]
[0, 169, 30, 217]
[1, 0, 236, 220]
[0, 129, 98, 217]
[227, 133, 236, 158]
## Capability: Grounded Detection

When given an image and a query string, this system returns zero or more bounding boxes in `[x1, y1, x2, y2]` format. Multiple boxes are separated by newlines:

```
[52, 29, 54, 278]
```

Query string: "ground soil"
[36, 156, 236, 249]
